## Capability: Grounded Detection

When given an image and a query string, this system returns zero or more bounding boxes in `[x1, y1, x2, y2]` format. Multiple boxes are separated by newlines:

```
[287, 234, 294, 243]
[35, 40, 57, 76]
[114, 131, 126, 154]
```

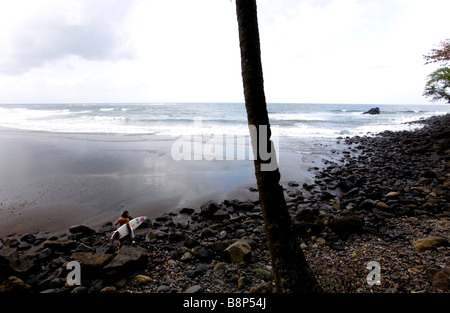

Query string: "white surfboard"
[111, 216, 147, 240]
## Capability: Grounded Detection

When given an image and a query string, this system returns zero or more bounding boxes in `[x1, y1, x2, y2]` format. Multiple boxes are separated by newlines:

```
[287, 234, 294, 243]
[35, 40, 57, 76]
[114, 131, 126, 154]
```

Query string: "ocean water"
[1, 102, 449, 229]
[0, 102, 448, 148]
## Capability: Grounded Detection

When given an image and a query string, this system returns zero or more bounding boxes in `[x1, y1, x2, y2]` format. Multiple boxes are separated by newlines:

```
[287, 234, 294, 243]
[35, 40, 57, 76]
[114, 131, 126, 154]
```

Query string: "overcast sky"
[0, 0, 449, 105]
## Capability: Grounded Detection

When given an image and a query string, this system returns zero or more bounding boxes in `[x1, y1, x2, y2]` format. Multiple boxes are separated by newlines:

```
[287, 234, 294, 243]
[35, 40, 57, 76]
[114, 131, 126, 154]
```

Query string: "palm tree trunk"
[235, 0, 322, 293]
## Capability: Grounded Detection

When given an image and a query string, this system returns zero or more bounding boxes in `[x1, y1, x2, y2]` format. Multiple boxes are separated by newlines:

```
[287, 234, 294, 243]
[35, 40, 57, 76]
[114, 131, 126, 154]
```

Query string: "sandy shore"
[0, 114, 448, 295]
[0, 129, 338, 236]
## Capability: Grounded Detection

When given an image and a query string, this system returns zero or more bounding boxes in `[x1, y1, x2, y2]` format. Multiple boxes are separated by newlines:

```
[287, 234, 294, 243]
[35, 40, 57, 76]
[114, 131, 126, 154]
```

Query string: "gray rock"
[249, 281, 273, 293]
[70, 286, 88, 293]
[238, 276, 252, 289]
[225, 240, 252, 263]
[180, 208, 195, 215]
[75, 243, 95, 252]
[236, 202, 255, 211]
[169, 231, 185, 243]
[145, 229, 158, 242]
[156, 285, 171, 293]
[37, 248, 53, 261]
[329, 215, 364, 234]
[43, 240, 78, 253]
[185, 285, 202, 293]
[0, 276, 31, 292]
[100, 286, 116, 293]
[69, 225, 96, 236]
[17, 242, 32, 251]
[71, 286, 88, 293]
[212, 209, 230, 221]
[157, 231, 169, 239]
[181, 252, 193, 261]
[20, 233, 36, 244]
[70, 252, 113, 269]
[8, 252, 36, 275]
[412, 236, 450, 251]
[431, 268, 450, 292]
[200, 201, 221, 216]
[359, 199, 376, 210]
[103, 245, 148, 275]
[214, 262, 228, 275]
[173, 215, 191, 229]
[49, 278, 63, 288]
[133, 275, 152, 284]
[199, 228, 216, 238]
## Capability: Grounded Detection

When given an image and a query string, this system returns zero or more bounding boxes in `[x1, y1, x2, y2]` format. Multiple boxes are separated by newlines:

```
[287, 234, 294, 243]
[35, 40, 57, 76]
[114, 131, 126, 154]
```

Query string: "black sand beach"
[0, 129, 334, 236]
[0, 114, 448, 294]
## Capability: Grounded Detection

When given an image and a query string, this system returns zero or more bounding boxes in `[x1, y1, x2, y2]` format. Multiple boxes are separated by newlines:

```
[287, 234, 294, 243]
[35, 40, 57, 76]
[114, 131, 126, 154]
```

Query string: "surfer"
[114, 210, 136, 252]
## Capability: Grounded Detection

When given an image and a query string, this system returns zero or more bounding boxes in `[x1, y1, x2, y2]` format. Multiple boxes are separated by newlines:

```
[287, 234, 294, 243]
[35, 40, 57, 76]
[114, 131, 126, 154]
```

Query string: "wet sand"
[0, 129, 338, 236]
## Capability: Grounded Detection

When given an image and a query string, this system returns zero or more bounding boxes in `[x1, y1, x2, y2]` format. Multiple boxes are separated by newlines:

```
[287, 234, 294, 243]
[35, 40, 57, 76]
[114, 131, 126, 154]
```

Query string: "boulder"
[292, 220, 325, 238]
[376, 201, 390, 210]
[329, 215, 364, 234]
[20, 233, 36, 244]
[75, 243, 95, 253]
[179, 208, 195, 215]
[296, 208, 319, 222]
[168, 231, 185, 243]
[412, 236, 449, 251]
[249, 281, 273, 293]
[103, 246, 148, 276]
[156, 285, 171, 293]
[236, 202, 255, 211]
[338, 175, 362, 192]
[185, 285, 203, 293]
[180, 252, 193, 262]
[359, 199, 376, 211]
[7, 252, 36, 275]
[431, 268, 450, 292]
[133, 274, 153, 284]
[362, 107, 380, 115]
[224, 240, 252, 263]
[145, 230, 158, 242]
[172, 215, 191, 229]
[200, 201, 221, 216]
[69, 252, 113, 269]
[211, 209, 230, 221]
[199, 228, 216, 239]
[0, 276, 31, 293]
[17, 242, 32, 251]
[43, 240, 78, 253]
[100, 286, 116, 293]
[386, 191, 400, 198]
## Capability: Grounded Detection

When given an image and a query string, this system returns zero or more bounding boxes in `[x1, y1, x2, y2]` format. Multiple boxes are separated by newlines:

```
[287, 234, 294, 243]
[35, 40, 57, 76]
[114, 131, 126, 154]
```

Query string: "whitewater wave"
[0, 103, 448, 138]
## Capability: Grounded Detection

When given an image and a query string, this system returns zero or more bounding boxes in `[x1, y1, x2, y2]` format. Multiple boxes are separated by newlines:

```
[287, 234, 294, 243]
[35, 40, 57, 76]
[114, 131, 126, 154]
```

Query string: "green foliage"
[424, 39, 450, 103]
[423, 67, 450, 103]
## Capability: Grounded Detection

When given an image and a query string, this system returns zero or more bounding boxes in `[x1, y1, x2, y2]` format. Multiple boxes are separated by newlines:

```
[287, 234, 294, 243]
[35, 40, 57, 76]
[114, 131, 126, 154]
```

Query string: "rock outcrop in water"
[362, 107, 380, 115]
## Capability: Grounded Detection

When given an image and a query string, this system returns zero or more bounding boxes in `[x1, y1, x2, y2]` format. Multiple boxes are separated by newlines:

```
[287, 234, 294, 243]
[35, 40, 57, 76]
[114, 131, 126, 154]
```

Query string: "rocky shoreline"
[1, 114, 449, 293]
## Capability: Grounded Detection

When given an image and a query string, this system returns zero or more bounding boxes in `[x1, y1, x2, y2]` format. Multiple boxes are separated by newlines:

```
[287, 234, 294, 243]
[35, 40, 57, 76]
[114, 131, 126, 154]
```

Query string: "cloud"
[0, 0, 136, 75]
[1, 0, 449, 104]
